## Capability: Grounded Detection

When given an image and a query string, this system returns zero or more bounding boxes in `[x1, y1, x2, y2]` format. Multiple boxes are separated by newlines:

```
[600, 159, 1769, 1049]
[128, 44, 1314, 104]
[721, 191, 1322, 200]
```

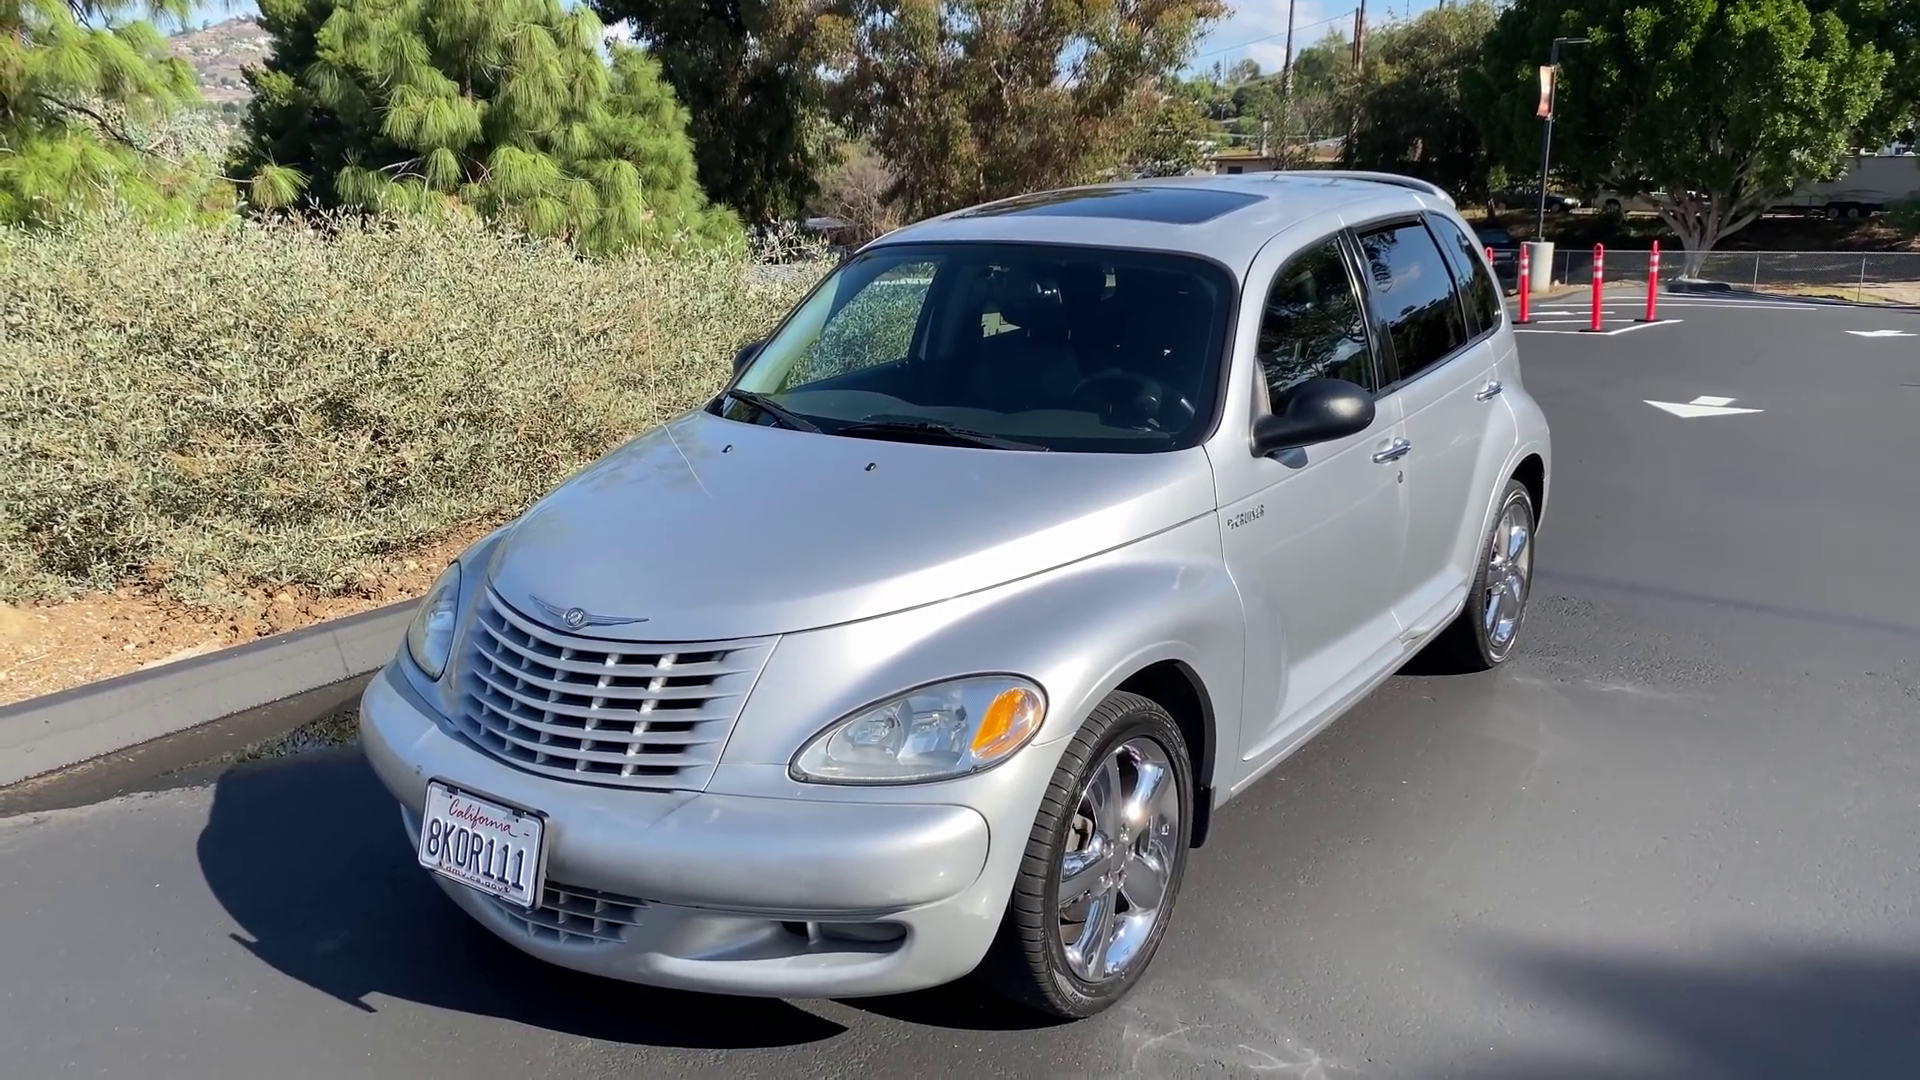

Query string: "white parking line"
[1513, 319, 1683, 336]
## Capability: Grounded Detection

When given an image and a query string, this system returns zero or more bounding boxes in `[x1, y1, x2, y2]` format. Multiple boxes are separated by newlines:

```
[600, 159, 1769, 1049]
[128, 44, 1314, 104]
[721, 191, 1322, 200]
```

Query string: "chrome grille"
[491, 881, 649, 945]
[453, 586, 774, 791]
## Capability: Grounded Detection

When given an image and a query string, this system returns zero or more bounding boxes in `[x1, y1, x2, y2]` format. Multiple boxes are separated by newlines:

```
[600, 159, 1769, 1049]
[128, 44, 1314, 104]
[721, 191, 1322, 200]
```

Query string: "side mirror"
[733, 340, 763, 374]
[1250, 377, 1376, 457]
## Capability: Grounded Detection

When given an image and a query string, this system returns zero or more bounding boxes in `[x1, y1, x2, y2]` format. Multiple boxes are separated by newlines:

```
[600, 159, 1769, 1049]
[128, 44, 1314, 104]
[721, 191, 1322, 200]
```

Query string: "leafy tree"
[824, 0, 1229, 221]
[0, 0, 216, 225]
[1344, 0, 1500, 201]
[1829, 0, 1920, 145]
[1473, 0, 1893, 273]
[1133, 88, 1216, 176]
[1163, 70, 1235, 122]
[232, 0, 740, 254]
[585, 0, 836, 228]
[1226, 33, 1354, 158]
[810, 136, 903, 244]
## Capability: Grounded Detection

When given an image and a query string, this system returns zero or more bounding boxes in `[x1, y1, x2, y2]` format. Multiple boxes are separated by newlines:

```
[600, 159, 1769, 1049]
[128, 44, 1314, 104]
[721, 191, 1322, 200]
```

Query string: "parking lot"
[4, 289, 1919, 1079]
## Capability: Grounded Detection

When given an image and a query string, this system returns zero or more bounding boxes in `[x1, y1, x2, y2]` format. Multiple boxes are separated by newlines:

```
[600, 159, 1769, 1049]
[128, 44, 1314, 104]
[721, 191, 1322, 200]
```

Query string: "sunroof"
[953, 186, 1264, 225]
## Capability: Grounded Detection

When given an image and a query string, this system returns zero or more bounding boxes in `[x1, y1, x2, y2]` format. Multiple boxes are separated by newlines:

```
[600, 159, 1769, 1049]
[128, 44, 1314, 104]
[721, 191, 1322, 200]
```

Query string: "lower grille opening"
[782, 920, 909, 945]
[491, 881, 651, 945]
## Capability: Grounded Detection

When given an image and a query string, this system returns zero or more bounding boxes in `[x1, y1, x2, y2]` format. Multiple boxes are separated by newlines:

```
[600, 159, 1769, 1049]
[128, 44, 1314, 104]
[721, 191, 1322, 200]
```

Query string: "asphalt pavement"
[5, 290, 1920, 1079]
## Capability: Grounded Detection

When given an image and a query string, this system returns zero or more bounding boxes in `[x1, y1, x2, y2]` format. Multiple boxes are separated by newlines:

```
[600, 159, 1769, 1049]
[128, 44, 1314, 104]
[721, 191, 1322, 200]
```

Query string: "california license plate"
[416, 780, 547, 910]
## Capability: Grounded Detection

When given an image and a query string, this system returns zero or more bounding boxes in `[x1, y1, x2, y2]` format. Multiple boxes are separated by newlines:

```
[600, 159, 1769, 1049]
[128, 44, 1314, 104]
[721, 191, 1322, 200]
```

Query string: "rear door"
[1349, 213, 1503, 641]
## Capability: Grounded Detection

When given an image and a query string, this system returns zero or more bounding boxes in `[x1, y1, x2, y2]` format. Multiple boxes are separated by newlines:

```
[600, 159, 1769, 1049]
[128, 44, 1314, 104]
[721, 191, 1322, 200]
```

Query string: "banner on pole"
[1536, 65, 1556, 118]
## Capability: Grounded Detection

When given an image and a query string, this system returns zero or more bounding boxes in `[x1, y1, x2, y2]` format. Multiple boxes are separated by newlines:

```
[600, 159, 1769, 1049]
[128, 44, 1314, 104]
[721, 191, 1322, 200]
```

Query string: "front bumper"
[359, 664, 1037, 999]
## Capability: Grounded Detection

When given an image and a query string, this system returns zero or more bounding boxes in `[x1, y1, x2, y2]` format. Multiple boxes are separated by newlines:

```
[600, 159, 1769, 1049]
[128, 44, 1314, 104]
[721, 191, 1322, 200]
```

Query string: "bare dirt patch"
[0, 522, 499, 708]
[1754, 282, 1920, 306]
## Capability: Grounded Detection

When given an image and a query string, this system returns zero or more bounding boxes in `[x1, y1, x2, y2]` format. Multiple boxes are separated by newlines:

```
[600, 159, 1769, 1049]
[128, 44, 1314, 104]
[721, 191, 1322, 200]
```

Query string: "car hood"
[483, 408, 1219, 643]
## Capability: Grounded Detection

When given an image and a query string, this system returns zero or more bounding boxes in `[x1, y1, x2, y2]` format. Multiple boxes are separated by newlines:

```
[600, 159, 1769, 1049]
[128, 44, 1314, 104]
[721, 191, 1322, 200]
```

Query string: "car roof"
[863, 172, 1458, 277]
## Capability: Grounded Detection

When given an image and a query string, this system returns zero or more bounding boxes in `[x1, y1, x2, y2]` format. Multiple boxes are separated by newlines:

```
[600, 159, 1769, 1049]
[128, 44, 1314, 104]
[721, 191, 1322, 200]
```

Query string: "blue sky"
[186, 0, 1447, 77]
[1192, 1, 1444, 74]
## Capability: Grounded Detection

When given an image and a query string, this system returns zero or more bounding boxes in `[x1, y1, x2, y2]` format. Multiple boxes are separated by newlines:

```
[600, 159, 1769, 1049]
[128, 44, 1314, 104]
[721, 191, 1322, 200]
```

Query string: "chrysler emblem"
[528, 595, 650, 629]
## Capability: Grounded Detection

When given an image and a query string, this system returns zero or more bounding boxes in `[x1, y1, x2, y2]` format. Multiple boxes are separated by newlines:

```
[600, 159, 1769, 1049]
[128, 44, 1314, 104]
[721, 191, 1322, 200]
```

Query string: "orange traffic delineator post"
[1638, 239, 1663, 323]
[1585, 244, 1606, 332]
[1516, 245, 1532, 323]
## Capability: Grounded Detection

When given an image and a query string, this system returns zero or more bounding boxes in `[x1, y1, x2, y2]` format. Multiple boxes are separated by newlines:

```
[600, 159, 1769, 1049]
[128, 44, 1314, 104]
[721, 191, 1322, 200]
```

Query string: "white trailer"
[1770, 152, 1920, 218]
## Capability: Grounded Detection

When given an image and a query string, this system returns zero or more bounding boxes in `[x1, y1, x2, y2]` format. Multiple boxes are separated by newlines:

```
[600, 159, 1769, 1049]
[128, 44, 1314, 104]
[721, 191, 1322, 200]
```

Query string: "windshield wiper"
[831, 419, 1048, 451]
[723, 389, 822, 433]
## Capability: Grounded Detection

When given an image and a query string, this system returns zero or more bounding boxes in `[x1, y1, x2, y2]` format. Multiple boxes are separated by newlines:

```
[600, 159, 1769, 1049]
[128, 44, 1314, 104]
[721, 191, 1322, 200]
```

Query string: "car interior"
[774, 250, 1231, 448]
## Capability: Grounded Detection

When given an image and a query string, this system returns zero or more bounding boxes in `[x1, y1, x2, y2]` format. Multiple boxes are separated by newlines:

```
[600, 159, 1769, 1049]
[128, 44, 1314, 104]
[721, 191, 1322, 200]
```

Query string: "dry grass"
[0, 211, 833, 608]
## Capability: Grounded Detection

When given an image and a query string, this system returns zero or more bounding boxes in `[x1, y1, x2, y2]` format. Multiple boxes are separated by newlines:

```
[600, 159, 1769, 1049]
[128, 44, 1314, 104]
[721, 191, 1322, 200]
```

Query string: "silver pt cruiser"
[360, 172, 1552, 1019]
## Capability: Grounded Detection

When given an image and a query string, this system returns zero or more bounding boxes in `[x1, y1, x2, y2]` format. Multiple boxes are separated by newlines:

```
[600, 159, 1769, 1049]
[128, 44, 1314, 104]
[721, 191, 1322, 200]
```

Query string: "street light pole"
[1535, 35, 1589, 238]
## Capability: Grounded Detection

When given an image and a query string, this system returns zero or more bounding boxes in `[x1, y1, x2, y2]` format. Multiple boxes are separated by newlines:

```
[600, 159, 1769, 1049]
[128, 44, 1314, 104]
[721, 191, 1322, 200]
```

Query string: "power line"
[1191, 8, 1358, 63]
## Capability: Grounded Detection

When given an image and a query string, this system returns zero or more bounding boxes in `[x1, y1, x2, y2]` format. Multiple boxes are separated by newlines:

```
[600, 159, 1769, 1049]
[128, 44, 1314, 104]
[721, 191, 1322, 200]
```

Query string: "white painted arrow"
[1846, 329, 1915, 337]
[1646, 394, 1764, 418]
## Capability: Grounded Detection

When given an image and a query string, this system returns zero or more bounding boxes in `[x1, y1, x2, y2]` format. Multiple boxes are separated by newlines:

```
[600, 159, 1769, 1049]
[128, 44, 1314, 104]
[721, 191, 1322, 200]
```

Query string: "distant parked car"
[1473, 223, 1521, 294]
[361, 171, 1553, 1021]
[1488, 188, 1580, 215]
[1592, 189, 1707, 216]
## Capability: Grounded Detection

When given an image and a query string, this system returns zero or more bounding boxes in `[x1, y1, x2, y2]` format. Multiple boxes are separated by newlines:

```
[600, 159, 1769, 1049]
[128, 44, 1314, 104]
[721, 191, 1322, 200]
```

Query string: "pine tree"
[0, 0, 211, 226]
[232, 0, 739, 254]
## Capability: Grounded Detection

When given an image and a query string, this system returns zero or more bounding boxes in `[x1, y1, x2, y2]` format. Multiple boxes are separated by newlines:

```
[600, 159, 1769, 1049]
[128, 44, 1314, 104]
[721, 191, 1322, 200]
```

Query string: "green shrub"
[0, 210, 832, 607]
[1888, 194, 1920, 240]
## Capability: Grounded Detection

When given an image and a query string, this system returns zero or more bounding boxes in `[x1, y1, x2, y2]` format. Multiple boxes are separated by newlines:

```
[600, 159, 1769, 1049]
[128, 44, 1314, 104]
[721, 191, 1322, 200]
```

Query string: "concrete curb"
[0, 599, 415, 788]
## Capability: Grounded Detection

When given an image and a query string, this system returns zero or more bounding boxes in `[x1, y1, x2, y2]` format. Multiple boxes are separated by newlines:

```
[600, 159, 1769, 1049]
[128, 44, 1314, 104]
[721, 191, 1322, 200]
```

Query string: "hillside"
[169, 16, 272, 106]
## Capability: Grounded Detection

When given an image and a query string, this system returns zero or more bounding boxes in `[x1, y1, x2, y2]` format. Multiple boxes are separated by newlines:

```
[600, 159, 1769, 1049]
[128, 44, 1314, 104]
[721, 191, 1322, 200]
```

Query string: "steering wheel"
[1070, 368, 1195, 431]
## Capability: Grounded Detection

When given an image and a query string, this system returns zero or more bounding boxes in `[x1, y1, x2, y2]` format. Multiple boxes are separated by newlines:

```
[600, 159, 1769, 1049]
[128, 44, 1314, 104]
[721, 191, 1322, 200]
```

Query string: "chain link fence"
[1531, 247, 1920, 304]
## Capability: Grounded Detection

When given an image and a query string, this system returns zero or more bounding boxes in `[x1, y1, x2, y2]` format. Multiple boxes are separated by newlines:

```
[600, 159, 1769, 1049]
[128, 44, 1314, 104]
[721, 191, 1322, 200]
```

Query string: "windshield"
[1476, 227, 1515, 247]
[721, 241, 1236, 453]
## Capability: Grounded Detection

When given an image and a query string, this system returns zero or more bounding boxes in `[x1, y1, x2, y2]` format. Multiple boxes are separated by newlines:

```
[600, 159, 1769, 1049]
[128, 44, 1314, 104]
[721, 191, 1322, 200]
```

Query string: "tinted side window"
[1425, 214, 1503, 338]
[1354, 222, 1469, 381]
[1255, 239, 1378, 409]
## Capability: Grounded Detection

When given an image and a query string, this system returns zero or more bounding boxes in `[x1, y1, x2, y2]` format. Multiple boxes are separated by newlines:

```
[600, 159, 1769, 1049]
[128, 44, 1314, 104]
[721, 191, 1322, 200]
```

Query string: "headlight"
[790, 675, 1047, 785]
[405, 563, 462, 681]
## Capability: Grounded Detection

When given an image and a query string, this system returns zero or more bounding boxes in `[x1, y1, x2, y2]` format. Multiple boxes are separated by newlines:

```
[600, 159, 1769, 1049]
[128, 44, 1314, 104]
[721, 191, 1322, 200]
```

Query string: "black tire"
[1426, 477, 1538, 674]
[975, 691, 1195, 1019]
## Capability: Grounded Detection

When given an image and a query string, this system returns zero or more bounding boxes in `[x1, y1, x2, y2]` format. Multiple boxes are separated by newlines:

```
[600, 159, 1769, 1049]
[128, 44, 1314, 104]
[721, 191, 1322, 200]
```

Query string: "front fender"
[714, 512, 1246, 794]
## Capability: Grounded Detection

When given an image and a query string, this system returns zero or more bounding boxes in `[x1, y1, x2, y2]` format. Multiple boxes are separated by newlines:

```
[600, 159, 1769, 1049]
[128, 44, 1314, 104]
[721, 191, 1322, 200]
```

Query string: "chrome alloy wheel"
[1483, 497, 1534, 653]
[1054, 737, 1182, 983]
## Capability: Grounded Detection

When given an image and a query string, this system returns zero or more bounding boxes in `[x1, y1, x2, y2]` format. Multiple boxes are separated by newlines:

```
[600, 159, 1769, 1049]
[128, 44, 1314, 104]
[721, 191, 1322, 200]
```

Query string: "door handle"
[1475, 380, 1505, 401]
[1371, 438, 1412, 464]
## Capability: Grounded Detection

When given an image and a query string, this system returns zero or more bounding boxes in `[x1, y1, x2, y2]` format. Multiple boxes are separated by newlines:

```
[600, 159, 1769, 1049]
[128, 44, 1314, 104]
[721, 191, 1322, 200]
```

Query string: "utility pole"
[1282, 0, 1297, 95]
[1352, 0, 1367, 69]
[1347, 0, 1368, 161]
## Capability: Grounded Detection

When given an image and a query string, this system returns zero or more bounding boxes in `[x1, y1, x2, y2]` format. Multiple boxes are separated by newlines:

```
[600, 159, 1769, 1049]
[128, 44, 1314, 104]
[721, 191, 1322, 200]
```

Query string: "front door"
[1350, 216, 1501, 638]
[1213, 233, 1410, 767]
